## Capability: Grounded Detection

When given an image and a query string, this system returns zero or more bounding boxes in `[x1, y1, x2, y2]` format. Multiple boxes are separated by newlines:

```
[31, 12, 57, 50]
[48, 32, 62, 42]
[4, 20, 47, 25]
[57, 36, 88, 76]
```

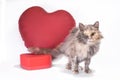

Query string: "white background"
[0, 0, 120, 80]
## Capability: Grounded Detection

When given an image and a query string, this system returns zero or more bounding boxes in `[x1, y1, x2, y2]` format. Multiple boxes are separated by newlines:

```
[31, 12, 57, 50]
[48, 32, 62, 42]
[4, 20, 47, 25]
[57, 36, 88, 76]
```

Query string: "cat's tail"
[27, 45, 63, 60]
[50, 44, 64, 60]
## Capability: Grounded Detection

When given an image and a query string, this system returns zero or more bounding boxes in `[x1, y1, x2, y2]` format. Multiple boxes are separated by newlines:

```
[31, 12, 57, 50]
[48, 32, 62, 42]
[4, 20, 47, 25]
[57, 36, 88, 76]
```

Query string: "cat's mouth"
[88, 39, 93, 42]
[87, 39, 101, 45]
[86, 39, 93, 44]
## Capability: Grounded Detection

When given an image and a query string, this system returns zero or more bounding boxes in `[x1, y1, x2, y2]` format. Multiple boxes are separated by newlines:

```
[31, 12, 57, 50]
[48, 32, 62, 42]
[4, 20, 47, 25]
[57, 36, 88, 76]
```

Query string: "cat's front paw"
[85, 69, 92, 73]
[66, 63, 71, 70]
[66, 65, 71, 70]
[72, 70, 79, 74]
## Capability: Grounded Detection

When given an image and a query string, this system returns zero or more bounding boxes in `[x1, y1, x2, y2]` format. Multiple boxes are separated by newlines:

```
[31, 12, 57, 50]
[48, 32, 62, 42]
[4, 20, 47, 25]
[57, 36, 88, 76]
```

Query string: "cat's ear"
[79, 23, 85, 31]
[93, 21, 99, 29]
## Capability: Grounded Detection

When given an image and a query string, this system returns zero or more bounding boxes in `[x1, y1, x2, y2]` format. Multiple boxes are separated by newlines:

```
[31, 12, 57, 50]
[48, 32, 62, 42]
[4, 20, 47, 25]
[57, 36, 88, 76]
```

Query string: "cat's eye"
[91, 32, 95, 36]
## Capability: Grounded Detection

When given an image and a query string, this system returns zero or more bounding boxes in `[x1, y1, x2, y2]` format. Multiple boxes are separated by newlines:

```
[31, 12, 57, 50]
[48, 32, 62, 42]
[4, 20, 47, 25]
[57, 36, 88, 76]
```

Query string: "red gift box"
[20, 53, 52, 70]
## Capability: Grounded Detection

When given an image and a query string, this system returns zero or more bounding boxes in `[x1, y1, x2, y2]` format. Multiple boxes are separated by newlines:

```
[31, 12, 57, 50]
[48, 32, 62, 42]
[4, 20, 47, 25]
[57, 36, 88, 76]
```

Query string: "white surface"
[0, 0, 120, 80]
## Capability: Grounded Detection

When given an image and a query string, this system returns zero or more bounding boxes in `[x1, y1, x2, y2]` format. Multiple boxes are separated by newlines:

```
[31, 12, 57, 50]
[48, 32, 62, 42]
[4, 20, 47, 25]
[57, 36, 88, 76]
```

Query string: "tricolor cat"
[28, 21, 103, 74]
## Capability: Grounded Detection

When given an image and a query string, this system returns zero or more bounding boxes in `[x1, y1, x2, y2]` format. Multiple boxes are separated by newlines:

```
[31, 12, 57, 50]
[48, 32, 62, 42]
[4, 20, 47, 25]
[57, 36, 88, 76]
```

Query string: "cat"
[60, 21, 103, 74]
[28, 21, 103, 74]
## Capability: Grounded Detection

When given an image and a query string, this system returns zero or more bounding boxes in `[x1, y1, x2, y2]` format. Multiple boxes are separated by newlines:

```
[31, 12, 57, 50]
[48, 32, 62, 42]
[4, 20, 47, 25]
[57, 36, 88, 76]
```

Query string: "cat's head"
[78, 21, 103, 45]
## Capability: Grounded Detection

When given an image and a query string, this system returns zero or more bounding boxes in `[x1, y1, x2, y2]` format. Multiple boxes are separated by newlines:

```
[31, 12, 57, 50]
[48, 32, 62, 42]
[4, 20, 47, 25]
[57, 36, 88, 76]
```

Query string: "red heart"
[19, 6, 75, 48]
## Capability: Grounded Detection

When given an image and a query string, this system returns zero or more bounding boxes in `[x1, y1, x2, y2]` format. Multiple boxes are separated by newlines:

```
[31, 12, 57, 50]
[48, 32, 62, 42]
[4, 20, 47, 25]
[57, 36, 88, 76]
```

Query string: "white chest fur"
[75, 41, 89, 59]
[64, 39, 89, 60]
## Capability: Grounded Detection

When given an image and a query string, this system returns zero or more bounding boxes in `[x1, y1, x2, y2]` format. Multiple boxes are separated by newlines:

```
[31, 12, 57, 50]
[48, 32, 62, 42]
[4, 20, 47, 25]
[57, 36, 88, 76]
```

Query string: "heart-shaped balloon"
[19, 6, 75, 48]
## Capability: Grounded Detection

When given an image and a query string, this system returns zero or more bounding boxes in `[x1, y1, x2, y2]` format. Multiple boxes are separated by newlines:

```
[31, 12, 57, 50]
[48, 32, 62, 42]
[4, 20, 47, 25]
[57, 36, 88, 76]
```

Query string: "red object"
[20, 54, 52, 70]
[19, 6, 75, 48]
[19, 6, 75, 70]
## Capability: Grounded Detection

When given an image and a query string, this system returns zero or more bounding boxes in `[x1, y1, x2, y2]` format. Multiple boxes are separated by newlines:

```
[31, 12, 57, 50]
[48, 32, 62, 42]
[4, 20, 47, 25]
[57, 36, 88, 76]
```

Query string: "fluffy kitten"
[60, 21, 103, 74]
[28, 21, 103, 74]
